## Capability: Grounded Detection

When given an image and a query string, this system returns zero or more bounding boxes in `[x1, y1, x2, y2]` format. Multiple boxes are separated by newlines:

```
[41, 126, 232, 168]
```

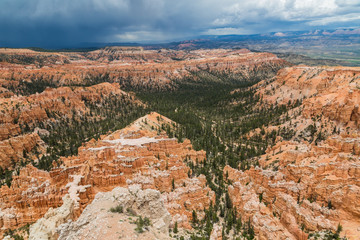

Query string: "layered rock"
[0, 48, 288, 91]
[29, 195, 76, 240]
[0, 82, 127, 127]
[224, 133, 360, 239]
[224, 65, 360, 239]
[0, 132, 45, 169]
[0, 48, 72, 66]
[0, 112, 214, 236]
[258, 65, 360, 126]
[28, 184, 172, 240]
[0, 82, 133, 169]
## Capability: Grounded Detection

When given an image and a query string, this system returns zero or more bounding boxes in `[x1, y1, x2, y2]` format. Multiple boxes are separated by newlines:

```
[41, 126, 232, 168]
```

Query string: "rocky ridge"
[225, 65, 360, 239]
[29, 185, 172, 240]
[0, 82, 137, 170]
[0, 48, 288, 92]
[0, 112, 214, 237]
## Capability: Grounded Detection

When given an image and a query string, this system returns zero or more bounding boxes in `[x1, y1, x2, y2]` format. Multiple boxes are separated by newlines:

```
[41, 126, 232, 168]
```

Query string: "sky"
[0, 0, 360, 48]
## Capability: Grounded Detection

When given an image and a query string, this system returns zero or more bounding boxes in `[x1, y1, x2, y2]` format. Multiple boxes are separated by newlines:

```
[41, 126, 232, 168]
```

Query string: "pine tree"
[173, 221, 178, 233]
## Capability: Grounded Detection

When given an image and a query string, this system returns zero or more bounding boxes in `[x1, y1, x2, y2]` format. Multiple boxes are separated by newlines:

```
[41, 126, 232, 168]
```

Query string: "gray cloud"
[0, 0, 359, 47]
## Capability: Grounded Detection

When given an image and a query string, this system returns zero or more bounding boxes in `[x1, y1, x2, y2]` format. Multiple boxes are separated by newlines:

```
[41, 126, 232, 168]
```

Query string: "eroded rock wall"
[0, 112, 214, 236]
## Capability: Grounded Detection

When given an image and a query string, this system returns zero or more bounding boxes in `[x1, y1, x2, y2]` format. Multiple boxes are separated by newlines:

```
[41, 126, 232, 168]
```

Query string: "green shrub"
[109, 205, 123, 213]
[135, 216, 151, 233]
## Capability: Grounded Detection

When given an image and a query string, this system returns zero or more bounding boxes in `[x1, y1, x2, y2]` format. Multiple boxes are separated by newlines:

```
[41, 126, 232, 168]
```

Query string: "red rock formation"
[0, 48, 287, 171]
[224, 65, 360, 239]
[0, 123, 20, 141]
[0, 82, 135, 170]
[0, 133, 45, 169]
[225, 131, 360, 239]
[0, 112, 214, 235]
[257, 65, 360, 126]
[0, 48, 288, 91]
[0, 48, 71, 66]
[0, 82, 128, 127]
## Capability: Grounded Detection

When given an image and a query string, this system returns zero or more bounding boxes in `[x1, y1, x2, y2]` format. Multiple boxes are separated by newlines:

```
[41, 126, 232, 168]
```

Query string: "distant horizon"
[1, 27, 360, 49]
[1, 0, 360, 48]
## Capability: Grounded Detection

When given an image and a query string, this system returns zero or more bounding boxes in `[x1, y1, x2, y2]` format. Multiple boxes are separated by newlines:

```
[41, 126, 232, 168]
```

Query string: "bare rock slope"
[30, 185, 171, 240]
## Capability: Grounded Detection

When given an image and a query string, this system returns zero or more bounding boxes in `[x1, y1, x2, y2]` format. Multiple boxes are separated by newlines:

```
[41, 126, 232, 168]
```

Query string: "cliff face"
[258, 65, 360, 126]
[0, 48, 288, 92]
[0, 82, 133, 169]
[0, 82, 128, 127]
[0, 133, 45, 169]
[0, 112, 214, 235]
[225, 65, 360, 239]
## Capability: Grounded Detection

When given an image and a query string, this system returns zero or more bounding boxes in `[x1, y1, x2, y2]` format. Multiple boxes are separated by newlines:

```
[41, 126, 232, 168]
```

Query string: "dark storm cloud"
[0, 0, 359, 47]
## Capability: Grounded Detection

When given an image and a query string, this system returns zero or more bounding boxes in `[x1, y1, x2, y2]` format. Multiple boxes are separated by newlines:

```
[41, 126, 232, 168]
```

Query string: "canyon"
[0, 47, 359, 239]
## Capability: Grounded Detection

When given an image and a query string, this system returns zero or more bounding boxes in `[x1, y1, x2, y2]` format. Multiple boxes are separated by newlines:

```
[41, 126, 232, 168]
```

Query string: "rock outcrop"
[0, 48, 71, 66]
[0, 132, 45, 169]
[4, 50, 360, 239]
[29, 195, 76, 240]
[0, 82, 128, 127]
[0, 82, 134, 169]
[28, 185, 171, 240]
[55, 185, 171, 240]
[224, 65, 360, 239]
[0, 112, 214, 236]
[258, 65, 360, 127]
